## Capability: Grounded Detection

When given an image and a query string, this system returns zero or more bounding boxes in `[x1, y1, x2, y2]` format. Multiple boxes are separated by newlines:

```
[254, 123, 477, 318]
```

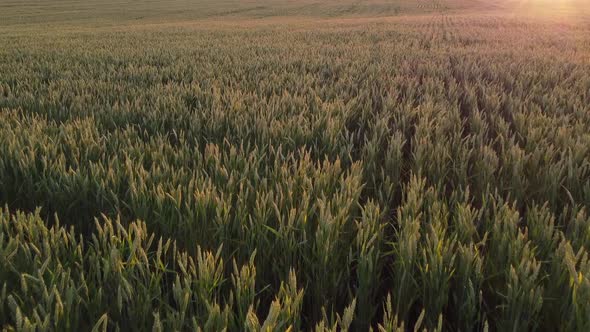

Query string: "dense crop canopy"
[0, 0, 589, 330]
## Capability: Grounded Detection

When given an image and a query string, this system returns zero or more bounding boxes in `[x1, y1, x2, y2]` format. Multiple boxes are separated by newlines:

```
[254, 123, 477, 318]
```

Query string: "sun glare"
[512, 0, 581, 20]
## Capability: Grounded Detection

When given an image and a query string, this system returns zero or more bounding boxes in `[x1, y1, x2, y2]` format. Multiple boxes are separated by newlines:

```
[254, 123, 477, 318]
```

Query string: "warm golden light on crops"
[507, 0, 589, 21]
[0, 0, 589, 331]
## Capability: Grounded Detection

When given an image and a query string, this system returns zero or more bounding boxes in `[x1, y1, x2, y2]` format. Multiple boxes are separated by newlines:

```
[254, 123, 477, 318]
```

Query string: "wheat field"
[0, 0, 589, 330]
